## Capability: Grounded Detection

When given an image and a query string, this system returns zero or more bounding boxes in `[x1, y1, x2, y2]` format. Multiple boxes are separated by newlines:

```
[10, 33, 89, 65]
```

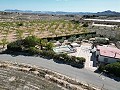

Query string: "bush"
[98, 64, 105, 72]
[27, 47, 40, 55]
[95, 38, 109, 45]
[105, 62, 120, 77]
[76, 57, 86, 64]
[59, 39, 64, 43]
[17, 22, 23, 26]
[53, 53, 86, 68]
[7, 41, 23, 51]
[98, 62, 120, 77]
[46, 42, 54, 50]
[68, 36, 76, 42]
[50, 40, 56, 43]
[37, 50, 55, 59]
[53, 54, 61, 60]
[23, 36, 39, 48]
[82, 23, 88, 27]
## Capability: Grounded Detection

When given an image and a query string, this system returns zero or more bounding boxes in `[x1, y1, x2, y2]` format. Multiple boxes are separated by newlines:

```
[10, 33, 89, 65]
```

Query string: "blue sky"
[0, 0, 120, 12]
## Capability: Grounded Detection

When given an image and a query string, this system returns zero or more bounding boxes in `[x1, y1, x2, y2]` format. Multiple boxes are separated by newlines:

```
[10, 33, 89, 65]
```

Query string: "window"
[104, 58, 108, 63]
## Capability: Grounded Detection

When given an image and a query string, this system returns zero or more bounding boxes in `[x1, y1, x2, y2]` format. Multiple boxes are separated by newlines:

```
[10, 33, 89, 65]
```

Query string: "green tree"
[46, 42, 54, 50]
[23, 36, 39, 48]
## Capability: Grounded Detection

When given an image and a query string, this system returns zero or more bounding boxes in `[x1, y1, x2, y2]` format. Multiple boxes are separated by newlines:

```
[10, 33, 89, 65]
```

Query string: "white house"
[96, 46, 120, 64]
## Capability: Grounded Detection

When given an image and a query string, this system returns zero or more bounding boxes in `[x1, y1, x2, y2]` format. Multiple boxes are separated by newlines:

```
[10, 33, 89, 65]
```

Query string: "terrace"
[53, 40, 97, 71]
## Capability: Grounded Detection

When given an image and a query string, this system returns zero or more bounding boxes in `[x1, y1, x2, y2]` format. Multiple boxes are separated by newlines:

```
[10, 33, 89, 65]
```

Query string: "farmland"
[0, 20, 88, 43]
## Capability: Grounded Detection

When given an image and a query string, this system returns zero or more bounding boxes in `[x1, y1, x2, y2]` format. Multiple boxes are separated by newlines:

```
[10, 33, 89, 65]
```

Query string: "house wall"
[96, 50, 120, 63]
[98, 55, 119, 63]
[96, 50, 100, 56]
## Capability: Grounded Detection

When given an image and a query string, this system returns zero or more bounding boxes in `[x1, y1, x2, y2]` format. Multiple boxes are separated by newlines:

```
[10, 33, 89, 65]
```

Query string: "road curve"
[0, 54, 120, 90]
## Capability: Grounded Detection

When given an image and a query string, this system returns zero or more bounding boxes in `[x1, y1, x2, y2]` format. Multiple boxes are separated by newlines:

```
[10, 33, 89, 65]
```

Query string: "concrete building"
[83, 19, 120, 27]
[84, 19, 120, 26]
[96, 46, 120, 64]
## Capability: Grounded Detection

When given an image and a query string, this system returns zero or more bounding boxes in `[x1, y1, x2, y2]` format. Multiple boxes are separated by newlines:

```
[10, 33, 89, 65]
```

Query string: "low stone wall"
[0, 61, 101, 90]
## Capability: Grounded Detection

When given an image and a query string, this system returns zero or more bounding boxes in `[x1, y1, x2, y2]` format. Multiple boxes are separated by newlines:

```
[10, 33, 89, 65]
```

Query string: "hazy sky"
[0, 0, 120, 12]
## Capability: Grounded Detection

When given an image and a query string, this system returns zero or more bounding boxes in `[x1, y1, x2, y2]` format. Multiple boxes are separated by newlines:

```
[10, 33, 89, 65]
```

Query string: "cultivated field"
[0, 20, 88, 43]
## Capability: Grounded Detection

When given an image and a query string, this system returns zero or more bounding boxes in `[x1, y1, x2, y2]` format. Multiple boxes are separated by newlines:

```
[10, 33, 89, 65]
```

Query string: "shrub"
[50, 40, 56, 43]
[68, 36, 76, 42]
[98, 62, 120, 77]
[46, 42, 54, 50]
[82, 23, 88, 27]
[59, 39, 64, 43]
[95, 37, 109, 45]
[17, 22, 23, 26]
[38, 50, 55, 59]
[53, 54, 61, 60]
[98, 64, 105, 72]
[53, 53, 86, 67]
[27, 47, 40, 55]
[7, 41, 23, 51]
[23, 36, 39, 48]
[105, 62, 120, 77]
[76, 57, 86, 64]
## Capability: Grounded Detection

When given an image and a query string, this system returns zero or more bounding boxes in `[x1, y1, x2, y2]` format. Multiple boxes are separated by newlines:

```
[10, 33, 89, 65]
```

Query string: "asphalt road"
[0, 54, 120, 90]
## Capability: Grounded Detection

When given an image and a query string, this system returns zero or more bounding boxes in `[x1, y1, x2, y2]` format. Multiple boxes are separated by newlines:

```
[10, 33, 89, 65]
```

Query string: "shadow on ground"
[0, 50, 31, 57]
[0, 50, 84, 69]
[94, 70, 120, 82]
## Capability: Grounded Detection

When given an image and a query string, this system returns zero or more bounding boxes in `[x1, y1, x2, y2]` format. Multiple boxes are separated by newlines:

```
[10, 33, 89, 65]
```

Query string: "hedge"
[105, 62, 120, 77]
[98, 62, 120, 77]
[6, 36, 86, 68]
[26, 47, 86, 68]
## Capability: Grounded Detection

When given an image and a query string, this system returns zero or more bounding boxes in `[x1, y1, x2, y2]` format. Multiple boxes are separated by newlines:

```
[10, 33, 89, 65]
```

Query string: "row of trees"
[7, 36, 54, 51]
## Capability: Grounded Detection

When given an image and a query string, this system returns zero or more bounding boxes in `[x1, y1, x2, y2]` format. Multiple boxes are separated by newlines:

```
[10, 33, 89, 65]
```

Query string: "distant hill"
[4, 9, 34, 13]
[4, 9, 93, 15]
[3, 9, 120, 16]
[96, 10, 120, 16]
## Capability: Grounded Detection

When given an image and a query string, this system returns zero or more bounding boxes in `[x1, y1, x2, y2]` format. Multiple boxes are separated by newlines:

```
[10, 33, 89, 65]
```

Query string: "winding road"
[0, 54, 120, 90]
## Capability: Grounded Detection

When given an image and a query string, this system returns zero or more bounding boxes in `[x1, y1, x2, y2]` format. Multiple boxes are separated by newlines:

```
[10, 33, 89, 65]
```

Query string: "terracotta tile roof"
[97, 46, 120, 59]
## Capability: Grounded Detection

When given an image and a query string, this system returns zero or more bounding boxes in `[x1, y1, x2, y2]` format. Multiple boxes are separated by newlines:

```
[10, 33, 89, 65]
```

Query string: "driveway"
[0, 54, 120, 90]
[69, 43, 97, 71]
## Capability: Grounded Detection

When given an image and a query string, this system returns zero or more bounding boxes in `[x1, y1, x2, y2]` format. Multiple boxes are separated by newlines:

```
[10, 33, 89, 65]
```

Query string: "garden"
[6, 36, 86, 68]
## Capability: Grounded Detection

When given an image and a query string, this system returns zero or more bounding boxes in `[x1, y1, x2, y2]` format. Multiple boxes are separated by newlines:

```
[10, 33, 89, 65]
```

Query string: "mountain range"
[3, 9, 120, 16]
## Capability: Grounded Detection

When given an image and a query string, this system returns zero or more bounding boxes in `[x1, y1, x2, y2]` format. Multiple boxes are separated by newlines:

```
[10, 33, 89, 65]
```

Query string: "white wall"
[98, 55, 119, 63]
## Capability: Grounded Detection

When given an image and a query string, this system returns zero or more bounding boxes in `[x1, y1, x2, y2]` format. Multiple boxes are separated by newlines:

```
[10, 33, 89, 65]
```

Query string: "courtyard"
[68, 42, 97, 71]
